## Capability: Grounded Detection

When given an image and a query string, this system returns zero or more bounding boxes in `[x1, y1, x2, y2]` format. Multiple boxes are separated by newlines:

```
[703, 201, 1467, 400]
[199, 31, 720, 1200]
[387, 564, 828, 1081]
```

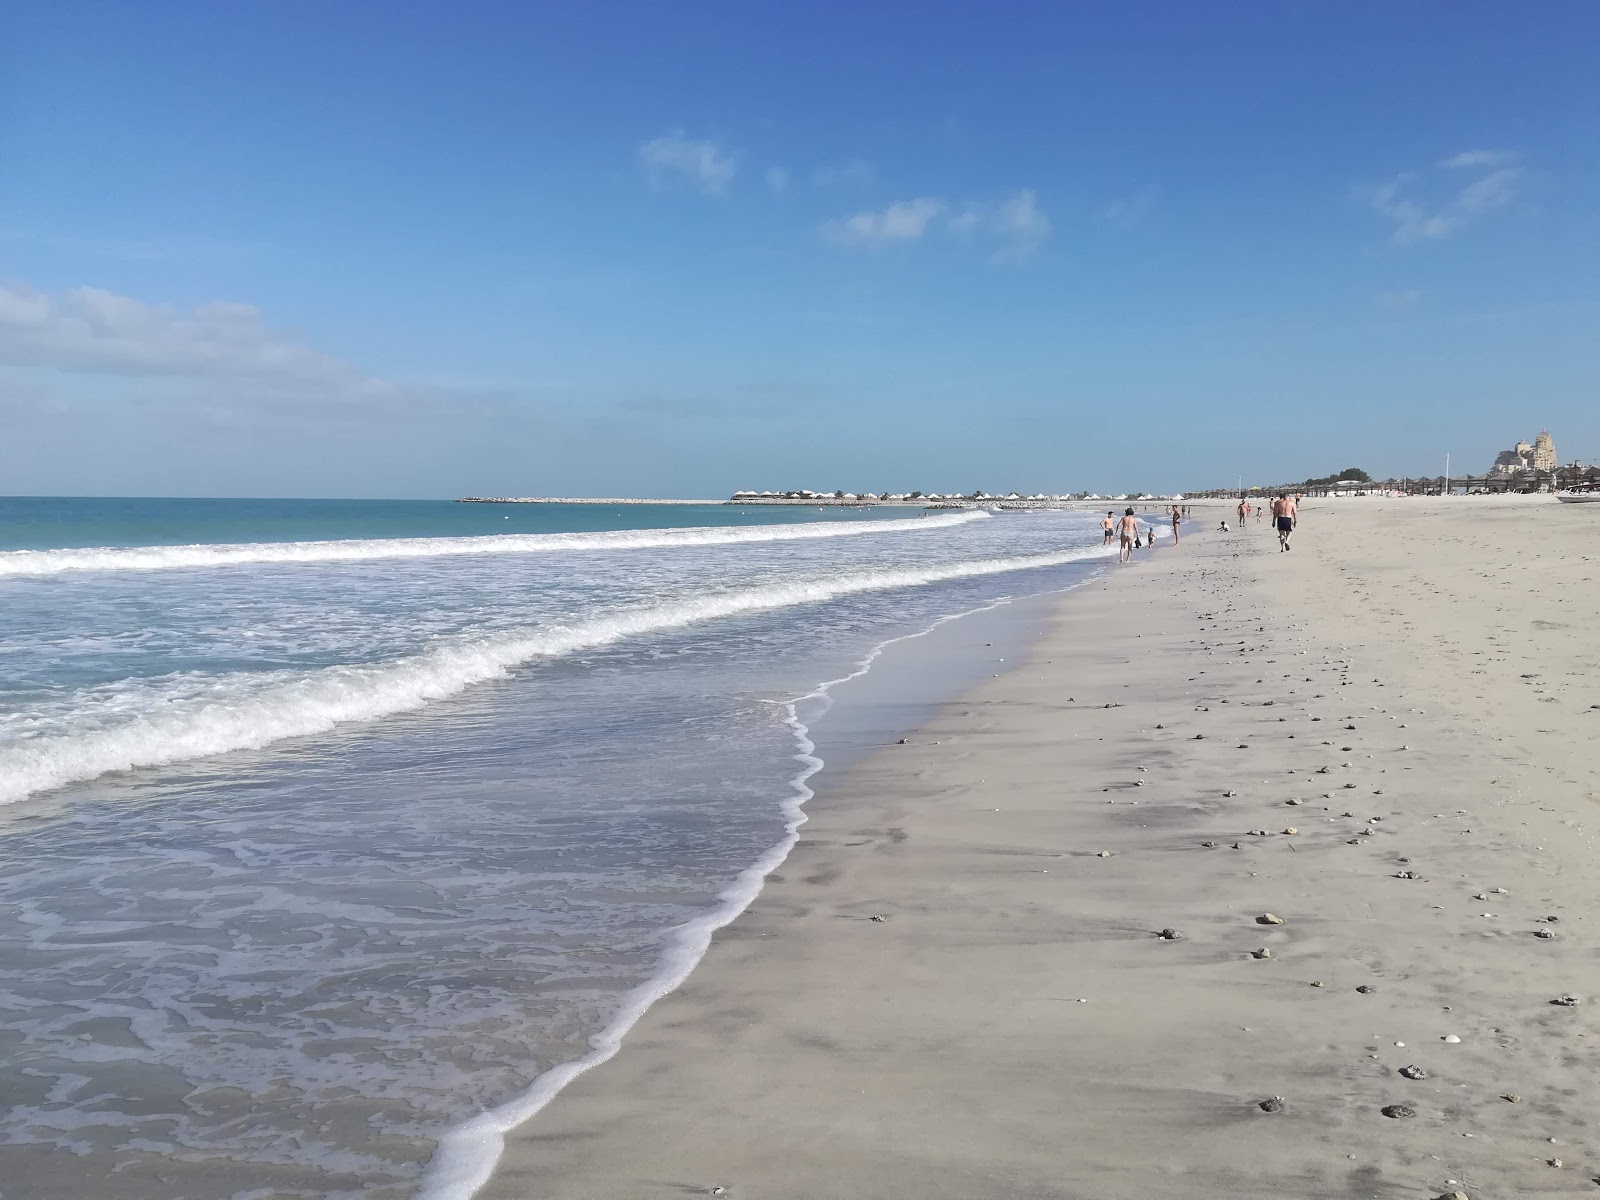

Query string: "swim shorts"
[1277, 516, 1293, 532]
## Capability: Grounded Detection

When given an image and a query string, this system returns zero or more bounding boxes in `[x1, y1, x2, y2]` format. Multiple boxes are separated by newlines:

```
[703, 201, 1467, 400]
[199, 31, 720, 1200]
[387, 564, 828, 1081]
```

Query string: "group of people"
[1100, 495, 1300, 564]
[1221, 494, 1299, 550]
[1101, 505, 1189, 564]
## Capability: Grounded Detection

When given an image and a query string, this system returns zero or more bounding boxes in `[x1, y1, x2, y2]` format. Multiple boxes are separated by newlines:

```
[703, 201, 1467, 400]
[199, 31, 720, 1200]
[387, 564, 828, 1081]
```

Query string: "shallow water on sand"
[0, 500, 1128, 1197]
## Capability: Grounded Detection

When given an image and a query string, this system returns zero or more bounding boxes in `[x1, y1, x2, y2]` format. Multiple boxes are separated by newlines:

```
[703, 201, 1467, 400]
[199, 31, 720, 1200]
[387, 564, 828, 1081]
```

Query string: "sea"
[0, 496, 1137, 1200]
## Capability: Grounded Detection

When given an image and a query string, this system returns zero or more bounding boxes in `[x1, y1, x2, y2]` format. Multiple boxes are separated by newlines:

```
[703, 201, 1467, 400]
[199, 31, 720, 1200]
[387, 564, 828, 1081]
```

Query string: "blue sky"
[2, 1, 1596, 497]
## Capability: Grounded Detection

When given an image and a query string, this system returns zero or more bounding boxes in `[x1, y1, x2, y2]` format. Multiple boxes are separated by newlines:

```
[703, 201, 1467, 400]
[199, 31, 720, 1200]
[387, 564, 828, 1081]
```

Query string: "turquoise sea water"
[0, 496, 898, 552]
[0, 496, 1133, 1199]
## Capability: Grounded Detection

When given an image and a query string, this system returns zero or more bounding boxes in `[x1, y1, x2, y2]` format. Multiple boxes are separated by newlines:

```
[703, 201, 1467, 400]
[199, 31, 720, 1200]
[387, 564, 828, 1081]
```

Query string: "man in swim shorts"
[1272, 493, 1297, 551]
[1118, 507, 1139, 563]
[1169, 505, 1181, 543]
[1102, 511, 1116, 543]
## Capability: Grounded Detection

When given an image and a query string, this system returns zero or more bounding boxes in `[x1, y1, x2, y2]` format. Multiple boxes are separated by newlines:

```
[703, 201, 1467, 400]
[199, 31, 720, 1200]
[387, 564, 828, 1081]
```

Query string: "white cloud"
[822, 198, 948, 245]
[765, 166, 791, 194]
[811, 159, 876, 189]
[1440, 149, 1516, 169]
[945, 203, 985, 236]
[1458, 167, 1520, 214]
[822, 190, 1053, 260]
[0, 283, 358, 384]
[1100, 188, 1158, 229]
[991, 189, 1052, 260]
[1366, 152, 1522, 244]
[638, 131, 736, 195]
[0, 282, 508, 424]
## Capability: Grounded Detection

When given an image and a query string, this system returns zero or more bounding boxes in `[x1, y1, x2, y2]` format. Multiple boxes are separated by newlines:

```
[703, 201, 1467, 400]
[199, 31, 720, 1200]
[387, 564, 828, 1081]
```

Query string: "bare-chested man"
[1117, 507, 1139, 564]
[1272, 492, 1298, 551]
[1102, 511, 1116, 544]
[1169, 505, 1181, 543]
[1237, 498, 1249, 529]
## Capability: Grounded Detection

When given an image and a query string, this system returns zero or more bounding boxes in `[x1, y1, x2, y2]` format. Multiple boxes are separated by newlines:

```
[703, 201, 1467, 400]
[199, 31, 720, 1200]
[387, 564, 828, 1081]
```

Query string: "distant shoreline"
[455, 497, 725, 505]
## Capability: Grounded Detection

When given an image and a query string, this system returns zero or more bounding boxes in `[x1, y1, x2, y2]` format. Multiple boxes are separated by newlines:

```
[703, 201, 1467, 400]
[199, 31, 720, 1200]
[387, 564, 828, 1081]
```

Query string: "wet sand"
[482, 496, 1600, 1200]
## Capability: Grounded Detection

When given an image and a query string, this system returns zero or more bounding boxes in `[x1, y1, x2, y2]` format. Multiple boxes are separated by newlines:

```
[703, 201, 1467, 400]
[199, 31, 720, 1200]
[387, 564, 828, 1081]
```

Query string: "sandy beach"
[481, 496, 1600, 1200]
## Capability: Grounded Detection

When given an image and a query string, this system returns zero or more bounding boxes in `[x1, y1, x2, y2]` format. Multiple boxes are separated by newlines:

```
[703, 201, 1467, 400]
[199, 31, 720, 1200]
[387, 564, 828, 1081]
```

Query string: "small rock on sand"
[1399, 1064, 1428, 1079]
[1257, 913, 1284, 925]
[1381, 1104, 1417, 1118]
[1157, 928, 1183, 940]
[1257, 1096, 1285, 1113]
[1251, 948, 1273, 959]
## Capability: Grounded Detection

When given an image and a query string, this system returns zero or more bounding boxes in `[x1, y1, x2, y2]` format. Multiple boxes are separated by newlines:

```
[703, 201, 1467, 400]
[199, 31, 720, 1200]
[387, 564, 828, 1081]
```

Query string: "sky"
[2, 1, 1597, 498]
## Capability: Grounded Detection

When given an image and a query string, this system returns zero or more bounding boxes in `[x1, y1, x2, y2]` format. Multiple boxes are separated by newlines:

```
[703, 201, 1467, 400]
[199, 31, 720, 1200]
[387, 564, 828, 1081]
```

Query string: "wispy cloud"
[0, 283, 356, 384]
[1365, 151, 1523, 244]
[1458, 167, 1521, 214]
[1440, 149, 1516, 170]
[991, 189, 1051, 260]
[822, 198, 947, 244]
[811, 159, 876, 189]
[1100, 188, 1158, 229]
[0, 282, 492, 416]
[822, 189, 1052, 260]
[638, 131, 736, 196]
[764, 166, 791, 194]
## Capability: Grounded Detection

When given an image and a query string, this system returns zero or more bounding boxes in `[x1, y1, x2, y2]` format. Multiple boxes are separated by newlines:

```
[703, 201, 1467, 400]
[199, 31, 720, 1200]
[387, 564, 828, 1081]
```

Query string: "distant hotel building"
[1489, 429, 1556, 476]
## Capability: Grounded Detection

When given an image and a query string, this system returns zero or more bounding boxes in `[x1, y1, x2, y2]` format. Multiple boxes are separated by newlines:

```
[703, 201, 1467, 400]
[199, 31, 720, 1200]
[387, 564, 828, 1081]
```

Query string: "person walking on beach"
[1118, 507, 1139, 563]
[1102, 512, 1116, 544]
[1272, 493, 1298, 551]
[1237, 498, 1249, 527]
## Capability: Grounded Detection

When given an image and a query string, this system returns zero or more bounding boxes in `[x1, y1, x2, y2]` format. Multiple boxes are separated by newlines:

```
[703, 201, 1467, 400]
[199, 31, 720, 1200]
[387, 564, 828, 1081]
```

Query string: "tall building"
[1489, 432, 1556, 476]
[1533, 430, 1557, 471]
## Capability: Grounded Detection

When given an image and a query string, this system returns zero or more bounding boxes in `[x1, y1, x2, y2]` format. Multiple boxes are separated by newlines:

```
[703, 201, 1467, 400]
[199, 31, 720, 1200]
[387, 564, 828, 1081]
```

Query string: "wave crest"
[0, 539, 1106, 806]
[0, 511, 988, 579]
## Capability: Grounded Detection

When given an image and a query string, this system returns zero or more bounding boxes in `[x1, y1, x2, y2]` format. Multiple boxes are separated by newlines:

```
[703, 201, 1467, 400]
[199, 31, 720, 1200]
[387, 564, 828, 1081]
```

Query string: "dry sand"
[482, 496, 1600, 1200]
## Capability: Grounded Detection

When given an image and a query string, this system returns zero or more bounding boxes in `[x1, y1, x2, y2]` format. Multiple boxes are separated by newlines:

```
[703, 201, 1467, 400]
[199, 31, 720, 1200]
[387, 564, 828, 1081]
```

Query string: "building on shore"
[1488, 429, 1556, 477]
[1533, 430, 1557, 471]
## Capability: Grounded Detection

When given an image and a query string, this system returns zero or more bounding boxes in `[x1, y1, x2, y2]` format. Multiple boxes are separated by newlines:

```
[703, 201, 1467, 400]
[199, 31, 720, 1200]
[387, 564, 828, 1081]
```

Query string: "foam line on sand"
[470, 496, 1600, 1200]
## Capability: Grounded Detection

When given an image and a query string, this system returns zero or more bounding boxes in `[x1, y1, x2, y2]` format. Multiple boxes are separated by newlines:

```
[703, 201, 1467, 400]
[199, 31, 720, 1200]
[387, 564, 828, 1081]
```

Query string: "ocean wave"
[0, 511, 988, 579]
[0, 540, 1108, 806]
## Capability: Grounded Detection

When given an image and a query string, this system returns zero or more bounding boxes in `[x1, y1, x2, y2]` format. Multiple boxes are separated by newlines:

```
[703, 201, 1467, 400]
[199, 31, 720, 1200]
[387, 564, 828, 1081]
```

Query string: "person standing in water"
[1102, 511, 1116, 544]
[1272, 493, 1298, 551]
[1117, 507, 1139, 563]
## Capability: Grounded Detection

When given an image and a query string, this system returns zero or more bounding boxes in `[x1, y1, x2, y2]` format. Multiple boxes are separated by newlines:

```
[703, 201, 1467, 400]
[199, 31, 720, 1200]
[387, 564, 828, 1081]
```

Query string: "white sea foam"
[0, 540, 1109, 807]
[0, 511, 987, 578]
[410, 587, 1077, 1200]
